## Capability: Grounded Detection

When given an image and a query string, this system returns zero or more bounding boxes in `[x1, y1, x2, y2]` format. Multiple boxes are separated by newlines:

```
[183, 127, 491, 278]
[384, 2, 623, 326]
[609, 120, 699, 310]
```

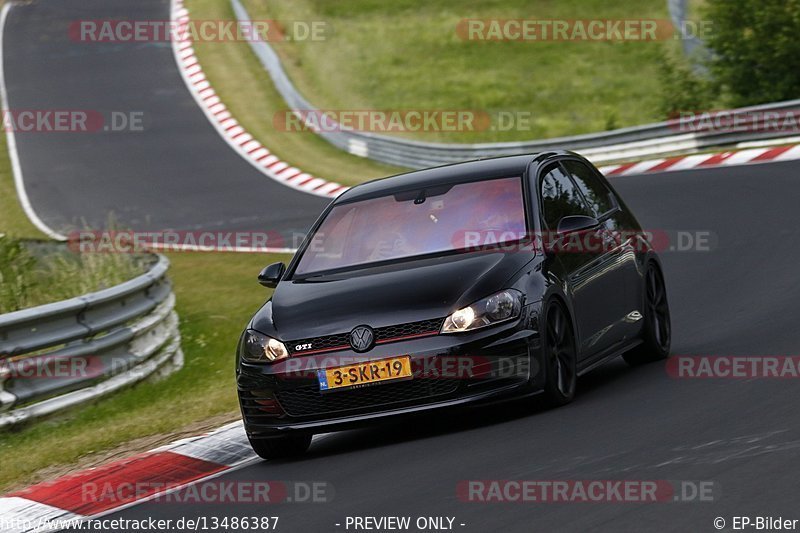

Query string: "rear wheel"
[248, 433, 312, 460]
[624, 263, 671, 365]
[542, 300, 577, 406]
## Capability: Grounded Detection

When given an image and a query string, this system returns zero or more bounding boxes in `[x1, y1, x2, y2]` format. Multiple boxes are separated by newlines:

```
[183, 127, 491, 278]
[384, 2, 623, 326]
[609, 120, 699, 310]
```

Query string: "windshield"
[293, 176, 527, 276]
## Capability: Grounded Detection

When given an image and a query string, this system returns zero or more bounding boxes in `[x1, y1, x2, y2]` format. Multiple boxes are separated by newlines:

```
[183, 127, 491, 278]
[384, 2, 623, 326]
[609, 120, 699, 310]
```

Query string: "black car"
[237, 151, 671, 459]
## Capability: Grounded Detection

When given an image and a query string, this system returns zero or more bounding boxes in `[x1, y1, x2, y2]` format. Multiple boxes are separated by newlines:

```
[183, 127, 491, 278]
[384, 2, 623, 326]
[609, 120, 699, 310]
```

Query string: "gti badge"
[350, 325, 375, 352]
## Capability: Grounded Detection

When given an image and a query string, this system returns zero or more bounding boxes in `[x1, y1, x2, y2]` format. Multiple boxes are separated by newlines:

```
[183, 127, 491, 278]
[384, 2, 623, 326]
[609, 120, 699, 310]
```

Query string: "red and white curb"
[0, 421, 257, 531]
[170, 0, 347, 199]
[597, 143, 800, 177]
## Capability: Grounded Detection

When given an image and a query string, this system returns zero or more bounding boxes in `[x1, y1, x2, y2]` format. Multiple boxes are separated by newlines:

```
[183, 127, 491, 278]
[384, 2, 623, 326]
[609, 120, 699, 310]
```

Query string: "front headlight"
[441, 289, 523, 333]
[242, 329, 289, 363]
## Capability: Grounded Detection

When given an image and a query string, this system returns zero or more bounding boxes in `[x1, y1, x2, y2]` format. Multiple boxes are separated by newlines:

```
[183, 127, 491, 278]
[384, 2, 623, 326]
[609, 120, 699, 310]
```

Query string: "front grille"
[287, 332, 350, 354]
[276, 378, 459, 417]
[287, 318, 444, 355]
[374, 318, 443, 342]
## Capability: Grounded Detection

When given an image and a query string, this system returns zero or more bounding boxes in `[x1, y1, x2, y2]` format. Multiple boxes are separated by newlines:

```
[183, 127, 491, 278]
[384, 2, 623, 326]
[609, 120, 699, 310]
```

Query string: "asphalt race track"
[4, 0, 327, 237]
[7, 1, 800, 532]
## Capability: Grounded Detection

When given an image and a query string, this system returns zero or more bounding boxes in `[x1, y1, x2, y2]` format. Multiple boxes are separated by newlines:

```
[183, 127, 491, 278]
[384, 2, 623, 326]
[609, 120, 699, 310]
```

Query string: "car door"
[561, 158, 641, 357]
[537, 161, 631, 360]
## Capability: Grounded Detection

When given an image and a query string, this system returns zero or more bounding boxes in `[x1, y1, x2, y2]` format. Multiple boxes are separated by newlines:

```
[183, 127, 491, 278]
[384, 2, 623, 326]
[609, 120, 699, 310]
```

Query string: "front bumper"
[237, 308, 542, 438]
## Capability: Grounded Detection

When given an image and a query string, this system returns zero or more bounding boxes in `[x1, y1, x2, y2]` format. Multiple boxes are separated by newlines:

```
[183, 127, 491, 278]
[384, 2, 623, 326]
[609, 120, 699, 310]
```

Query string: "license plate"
[318, 356, 412, 392]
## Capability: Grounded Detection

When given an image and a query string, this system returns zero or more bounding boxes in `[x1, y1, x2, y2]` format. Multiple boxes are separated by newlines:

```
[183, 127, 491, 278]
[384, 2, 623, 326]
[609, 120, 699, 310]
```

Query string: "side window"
[539, 164, 593, 230]
[562, 160, 616, 217]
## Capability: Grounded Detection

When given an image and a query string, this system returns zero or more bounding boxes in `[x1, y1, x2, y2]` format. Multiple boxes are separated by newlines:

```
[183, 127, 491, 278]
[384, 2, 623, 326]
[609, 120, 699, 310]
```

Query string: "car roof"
[335, 151, 576, 203]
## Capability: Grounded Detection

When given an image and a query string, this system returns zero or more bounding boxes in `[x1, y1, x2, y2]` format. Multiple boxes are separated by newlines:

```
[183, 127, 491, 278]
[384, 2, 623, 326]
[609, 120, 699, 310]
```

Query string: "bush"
[704, 0, 800, 106]
[657, 51, 715, 117]
[0, 236, 37, 313]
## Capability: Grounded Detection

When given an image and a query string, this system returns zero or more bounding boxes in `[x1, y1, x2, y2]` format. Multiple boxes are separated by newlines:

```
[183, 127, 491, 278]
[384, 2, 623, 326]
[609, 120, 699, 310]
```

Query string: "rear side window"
[562, 160, 616, 217]
[540, 164, 593, 230]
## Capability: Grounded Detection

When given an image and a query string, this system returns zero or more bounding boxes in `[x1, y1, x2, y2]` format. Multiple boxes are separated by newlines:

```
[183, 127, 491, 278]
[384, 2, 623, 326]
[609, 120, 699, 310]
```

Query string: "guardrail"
[232, 0, 800, 169]
[0, 253, 182, 428]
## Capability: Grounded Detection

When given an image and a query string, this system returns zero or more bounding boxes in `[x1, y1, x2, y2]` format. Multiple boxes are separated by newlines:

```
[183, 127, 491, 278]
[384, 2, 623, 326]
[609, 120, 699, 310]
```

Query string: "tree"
[657, 50, 713, 117]
[704, 0, 800, 106]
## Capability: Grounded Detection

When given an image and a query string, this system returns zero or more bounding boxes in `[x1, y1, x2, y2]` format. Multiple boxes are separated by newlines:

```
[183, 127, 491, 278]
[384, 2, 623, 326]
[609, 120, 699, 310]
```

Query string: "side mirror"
[545, 215, 600, 255]
[556, 215, 600, 236]
[258, 262, 286, 288]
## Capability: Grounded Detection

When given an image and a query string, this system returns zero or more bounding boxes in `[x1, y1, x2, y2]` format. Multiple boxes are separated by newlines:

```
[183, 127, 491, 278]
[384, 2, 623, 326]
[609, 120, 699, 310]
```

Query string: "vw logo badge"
[350, 325, 375, 352]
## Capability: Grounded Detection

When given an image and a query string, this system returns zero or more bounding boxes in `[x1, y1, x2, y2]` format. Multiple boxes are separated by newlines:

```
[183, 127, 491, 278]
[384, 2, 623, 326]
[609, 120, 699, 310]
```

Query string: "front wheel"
[624, 263, 671, 366]
[542, 300, 577, 406]
[248, 433, 312, 460]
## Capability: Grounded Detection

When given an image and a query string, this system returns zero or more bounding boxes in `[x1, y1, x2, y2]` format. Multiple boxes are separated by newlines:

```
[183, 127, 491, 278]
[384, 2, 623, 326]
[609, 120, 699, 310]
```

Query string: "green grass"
[186, 0, 403, 186]
[240, 0, 673, 143]
[688, 0, 708, 21]
[0, 133, 43, 239]
[0, 251, 290, 491]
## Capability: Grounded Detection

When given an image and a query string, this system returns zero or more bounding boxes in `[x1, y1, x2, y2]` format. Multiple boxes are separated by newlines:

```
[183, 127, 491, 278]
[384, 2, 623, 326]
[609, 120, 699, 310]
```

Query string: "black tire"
[248, 433, 312, 460]
[623, 263, 671, 366]
[542, 300, 577, 406]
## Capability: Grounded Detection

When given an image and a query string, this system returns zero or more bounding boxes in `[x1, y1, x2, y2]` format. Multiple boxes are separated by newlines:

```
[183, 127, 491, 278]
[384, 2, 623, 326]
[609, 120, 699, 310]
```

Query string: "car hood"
[252, 251, 535, 341]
